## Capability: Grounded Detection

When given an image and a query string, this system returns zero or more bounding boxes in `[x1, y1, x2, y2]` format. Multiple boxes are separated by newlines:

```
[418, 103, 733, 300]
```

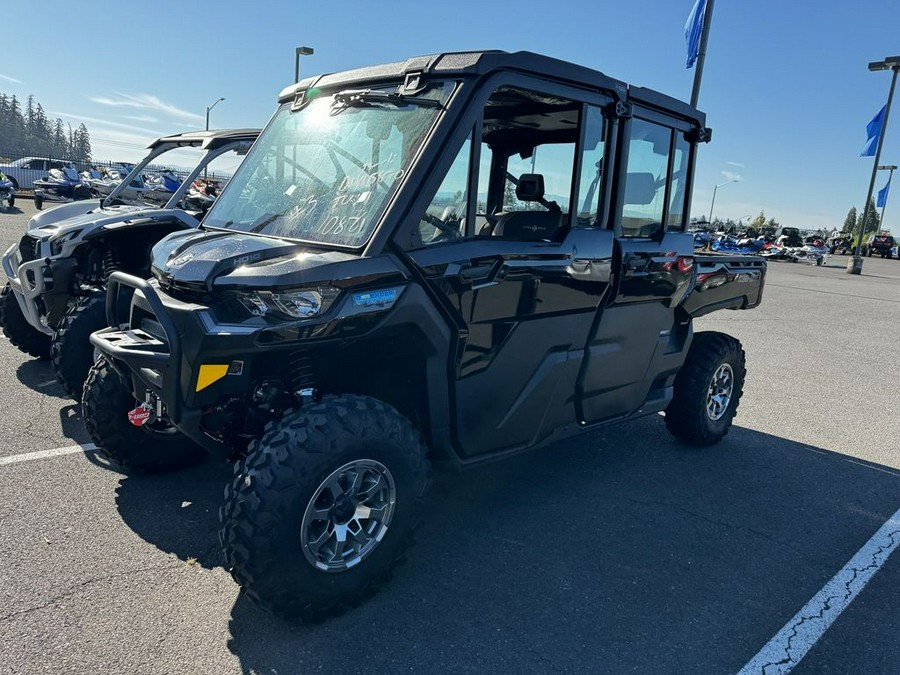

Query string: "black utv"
[84, 50, 766, 620]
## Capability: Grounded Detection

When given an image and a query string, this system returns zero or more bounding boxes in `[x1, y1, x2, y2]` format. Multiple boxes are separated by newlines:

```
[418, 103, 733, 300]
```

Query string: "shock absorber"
[102, 248, 122, 279]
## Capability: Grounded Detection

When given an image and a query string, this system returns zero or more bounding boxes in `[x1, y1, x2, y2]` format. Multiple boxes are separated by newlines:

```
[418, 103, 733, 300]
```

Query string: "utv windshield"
[203, 83, 451, 247]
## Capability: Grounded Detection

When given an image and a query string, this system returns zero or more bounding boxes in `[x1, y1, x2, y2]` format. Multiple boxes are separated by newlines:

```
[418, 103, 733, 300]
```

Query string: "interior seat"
[491, 174, 564, 240]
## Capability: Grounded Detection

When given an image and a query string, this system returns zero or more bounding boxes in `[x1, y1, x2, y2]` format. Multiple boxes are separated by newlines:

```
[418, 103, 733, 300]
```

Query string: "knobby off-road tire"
[51, 294, 106, 401]
[220, 394, 430, 621]
[82, 358, 207, 474]
[664, 331, 746, 447]
[0, 282, 51, 360]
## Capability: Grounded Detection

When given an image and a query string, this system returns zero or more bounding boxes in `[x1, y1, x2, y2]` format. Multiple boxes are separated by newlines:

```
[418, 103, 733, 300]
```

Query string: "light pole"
[877, 163, 896, 228]
[295, 46, 314, 83]
[849, 55, 900, 274]
[205, 97, 225, 131]
[709, 178, 738, 227]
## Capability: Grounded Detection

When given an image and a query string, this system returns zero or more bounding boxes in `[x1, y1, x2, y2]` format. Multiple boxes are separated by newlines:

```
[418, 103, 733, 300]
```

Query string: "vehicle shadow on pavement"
[213, 418, 900, 674]
[113, 459, 232, 569]
[15, 359, 68, 399]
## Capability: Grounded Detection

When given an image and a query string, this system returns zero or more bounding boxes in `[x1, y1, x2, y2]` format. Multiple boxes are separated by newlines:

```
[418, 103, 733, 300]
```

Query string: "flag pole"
[690, 0, 715, 108]
[878, 166, 894, 225]
[849, 61, 899, 274]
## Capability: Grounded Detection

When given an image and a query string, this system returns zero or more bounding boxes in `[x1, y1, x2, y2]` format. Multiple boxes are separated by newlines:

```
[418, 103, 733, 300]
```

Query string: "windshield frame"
[201, 81, 456, 252]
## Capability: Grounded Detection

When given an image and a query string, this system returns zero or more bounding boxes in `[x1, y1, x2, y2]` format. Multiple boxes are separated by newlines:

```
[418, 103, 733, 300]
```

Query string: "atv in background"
[864, 232, 895, 258]
[0, 129, 258, 399]
[828, 234, 853, 254]
[84, 50, 766, 621]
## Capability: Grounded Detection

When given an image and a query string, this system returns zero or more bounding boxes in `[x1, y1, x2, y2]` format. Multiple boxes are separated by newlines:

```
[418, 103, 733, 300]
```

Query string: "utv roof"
[280, 50, 705, 126]
[147, 129, 260, 152]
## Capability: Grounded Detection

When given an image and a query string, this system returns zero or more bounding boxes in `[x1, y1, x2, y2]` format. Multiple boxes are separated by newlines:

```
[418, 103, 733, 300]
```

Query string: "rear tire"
[220, 394, 430, 621]
[8, 195, 14, 209]
[51, 294, 107, 401]
[82, 358, 207, 474]
[0, 282, 51, 360]
[665, 332, 746, 447]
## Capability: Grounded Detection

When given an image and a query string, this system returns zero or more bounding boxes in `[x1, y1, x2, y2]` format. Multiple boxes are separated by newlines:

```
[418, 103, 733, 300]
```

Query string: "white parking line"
[739, 507, 900, 674]
[0, 443, 97, 466]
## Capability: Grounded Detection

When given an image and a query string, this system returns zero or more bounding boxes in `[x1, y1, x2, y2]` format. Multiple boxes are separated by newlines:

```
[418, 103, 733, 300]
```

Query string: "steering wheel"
[422, 206, 463, 243]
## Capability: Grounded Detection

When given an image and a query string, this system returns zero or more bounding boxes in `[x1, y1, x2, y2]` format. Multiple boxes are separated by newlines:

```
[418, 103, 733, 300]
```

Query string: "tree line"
[0, 93, 92, 163]
[840, 199, 882, 237]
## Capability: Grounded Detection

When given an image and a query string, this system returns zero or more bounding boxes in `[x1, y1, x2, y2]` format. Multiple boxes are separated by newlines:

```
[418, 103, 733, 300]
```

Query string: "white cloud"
[726, 161, 745, 168]
[121, 114, 159, 123]
[89, 93, 204, 123]
[721, 170, 743, 182]
[0, 73, 22, 84]
[50, 110, 166, 137]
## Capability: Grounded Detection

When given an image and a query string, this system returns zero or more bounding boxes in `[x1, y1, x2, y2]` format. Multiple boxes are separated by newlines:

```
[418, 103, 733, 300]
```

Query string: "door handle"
[456, 259, 505, 288]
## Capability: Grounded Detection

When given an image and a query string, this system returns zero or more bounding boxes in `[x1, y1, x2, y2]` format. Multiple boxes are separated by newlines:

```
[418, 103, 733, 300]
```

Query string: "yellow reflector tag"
[196, 364, 229, 392]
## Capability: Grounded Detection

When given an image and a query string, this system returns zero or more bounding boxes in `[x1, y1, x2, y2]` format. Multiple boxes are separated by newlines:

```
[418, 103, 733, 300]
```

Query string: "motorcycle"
[32, 164, 93, 210]
[0, 171, 15, 211]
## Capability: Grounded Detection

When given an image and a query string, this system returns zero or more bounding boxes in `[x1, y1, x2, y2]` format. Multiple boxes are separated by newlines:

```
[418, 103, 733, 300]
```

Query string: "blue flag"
[877, 177, 891, 208]
[861, 105, 886, 157]
[685, 0, 708, 68]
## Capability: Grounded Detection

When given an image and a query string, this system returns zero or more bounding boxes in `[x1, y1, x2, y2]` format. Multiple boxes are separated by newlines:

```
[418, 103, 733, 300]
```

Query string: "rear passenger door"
[578, 110, 697, 423]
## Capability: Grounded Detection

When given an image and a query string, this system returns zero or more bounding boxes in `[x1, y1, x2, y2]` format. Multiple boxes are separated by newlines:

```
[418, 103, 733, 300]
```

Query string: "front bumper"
[2, 237, 76, 335]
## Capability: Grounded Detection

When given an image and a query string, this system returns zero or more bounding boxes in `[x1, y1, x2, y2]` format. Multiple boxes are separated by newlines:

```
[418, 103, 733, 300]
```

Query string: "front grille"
[157, 276, 211, 304]
[17, 234, 41, 264]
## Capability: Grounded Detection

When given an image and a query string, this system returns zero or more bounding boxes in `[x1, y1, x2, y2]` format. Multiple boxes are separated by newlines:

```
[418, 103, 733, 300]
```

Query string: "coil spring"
[102, 248, 122, 279]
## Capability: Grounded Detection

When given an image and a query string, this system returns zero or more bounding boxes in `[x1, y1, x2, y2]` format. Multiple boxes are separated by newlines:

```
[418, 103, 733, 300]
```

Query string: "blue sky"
[3, 0, 900, 232]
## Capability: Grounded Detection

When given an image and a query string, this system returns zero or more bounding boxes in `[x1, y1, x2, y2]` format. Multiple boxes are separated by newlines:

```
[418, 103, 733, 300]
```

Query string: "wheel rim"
[300, 459, 397, 573]
[706, 363, 734, 421]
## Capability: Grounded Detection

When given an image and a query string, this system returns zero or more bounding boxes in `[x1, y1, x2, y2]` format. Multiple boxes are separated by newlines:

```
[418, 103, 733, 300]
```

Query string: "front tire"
[220, 395, 430, 620]
[34, 194, 43, 210]
[0, 282, 51, 359]
[82, 358, 207, 474]
[664, 332, 746, 447]
[51, 294, 107, 401]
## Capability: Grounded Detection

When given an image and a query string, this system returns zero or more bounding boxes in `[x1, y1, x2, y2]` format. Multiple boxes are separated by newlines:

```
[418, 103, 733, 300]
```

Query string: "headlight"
[49, 229, 83, 255]
[237, 286, 339, 319]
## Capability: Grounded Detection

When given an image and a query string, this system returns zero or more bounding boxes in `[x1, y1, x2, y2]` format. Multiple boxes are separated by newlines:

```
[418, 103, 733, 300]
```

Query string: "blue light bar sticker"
[352, 288, 399, 308]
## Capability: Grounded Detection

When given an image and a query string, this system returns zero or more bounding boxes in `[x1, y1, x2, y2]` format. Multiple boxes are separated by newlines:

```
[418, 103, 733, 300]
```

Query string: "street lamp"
[709, 178, 739, 226]
[877, 164, 897, 228]
[849, 55, 900, 274]
[295, 46, 314, 83]
[205, 97, 225, 131]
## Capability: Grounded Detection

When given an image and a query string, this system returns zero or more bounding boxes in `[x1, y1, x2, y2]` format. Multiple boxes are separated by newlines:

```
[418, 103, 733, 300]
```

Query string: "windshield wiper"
[330, 89, 441, 115]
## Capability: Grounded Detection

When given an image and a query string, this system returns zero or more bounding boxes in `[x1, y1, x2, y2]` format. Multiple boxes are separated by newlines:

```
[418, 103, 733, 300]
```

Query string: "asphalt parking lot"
[1, 199, 898, 674]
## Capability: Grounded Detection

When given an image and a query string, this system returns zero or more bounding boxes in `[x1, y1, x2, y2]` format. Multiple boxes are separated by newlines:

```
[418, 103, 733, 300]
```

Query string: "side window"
[400, 86, 596, 249]
[621, 119, 672, 238]
[666, 132, 690, 231]
[417, 135, 471, 246]
[575, 106, 605, 226]
[503, 142, 575, 213]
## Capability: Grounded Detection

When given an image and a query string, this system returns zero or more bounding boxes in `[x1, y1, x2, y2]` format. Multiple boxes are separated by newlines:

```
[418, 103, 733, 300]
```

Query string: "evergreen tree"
[750, 211, 767, 231]
[857, 198, 881, 236]
[842, 207, 857, 233]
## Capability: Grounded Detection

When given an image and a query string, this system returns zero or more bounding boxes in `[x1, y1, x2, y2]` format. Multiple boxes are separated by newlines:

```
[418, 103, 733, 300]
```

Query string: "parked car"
[0, 157, 67, 190]
[864, 233, 895, 258]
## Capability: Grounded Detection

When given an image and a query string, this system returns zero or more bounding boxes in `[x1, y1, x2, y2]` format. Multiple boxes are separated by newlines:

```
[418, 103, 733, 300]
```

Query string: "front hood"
[152, 229, 404, 290]
[28, 204, 162, 241]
